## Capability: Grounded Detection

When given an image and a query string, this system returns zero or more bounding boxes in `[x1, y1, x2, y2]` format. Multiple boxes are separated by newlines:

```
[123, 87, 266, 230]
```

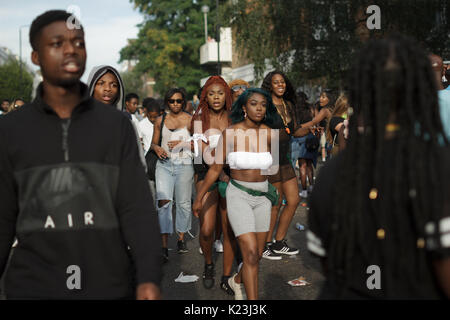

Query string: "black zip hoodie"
[0, 82, 162, 299]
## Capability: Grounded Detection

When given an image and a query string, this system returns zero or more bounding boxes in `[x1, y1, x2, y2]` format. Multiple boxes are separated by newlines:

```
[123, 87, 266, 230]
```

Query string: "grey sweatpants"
[226, 180, 271, 237]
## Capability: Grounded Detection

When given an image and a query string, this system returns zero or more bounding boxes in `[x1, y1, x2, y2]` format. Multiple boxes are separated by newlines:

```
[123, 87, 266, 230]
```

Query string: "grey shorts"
[226, 179, 271, 237]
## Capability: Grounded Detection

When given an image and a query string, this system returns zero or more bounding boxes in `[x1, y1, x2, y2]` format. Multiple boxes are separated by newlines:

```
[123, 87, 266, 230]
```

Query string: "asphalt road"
[159, 195, 325, 300]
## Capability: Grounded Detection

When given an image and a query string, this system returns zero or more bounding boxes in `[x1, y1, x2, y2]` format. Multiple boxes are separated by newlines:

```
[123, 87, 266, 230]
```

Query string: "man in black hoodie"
[0, 10, 162, 299]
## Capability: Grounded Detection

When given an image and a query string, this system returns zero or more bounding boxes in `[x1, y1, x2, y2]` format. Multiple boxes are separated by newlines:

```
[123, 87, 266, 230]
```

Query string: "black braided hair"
[328, 34, 448, 298]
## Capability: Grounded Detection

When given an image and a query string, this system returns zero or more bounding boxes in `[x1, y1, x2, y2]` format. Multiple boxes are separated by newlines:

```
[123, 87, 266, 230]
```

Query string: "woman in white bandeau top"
[193, 88, 284, 300]
[151, 88, 193, 261]
[190, 76, 235, 292]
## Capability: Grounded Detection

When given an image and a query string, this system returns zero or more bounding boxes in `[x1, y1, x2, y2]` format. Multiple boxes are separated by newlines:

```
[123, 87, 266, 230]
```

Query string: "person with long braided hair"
[307, 35, 450, 299]
[190, 76, 235, 291]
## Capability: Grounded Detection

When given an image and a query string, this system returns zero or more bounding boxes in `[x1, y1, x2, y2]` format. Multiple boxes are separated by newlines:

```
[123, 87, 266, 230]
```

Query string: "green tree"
[224, 0, 450, 90]
[0, 58, 33, 102]
[121, 69, 148, 99]
[120, 0, 222, 97]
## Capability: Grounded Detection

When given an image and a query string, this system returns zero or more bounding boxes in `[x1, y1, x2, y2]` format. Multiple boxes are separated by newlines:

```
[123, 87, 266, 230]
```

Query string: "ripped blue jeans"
[155, 158, 194, 234]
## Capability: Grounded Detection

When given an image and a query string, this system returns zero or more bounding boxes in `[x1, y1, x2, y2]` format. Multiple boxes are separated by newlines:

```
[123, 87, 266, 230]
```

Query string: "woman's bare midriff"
[230, 169, 267, 182]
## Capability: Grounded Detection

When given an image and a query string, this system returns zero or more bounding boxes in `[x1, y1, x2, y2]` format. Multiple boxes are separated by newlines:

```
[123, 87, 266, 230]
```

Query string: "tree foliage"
[120, 0, 223, 97]
[224, 0, 450, 90]
[121, 69, 148, 99]
[0, 58, 33, 102]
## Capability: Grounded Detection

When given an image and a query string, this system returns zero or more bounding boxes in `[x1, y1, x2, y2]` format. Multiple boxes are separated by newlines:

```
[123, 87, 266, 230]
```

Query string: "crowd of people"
[0, 10, 449, 301]
[0, 98, 25, 115]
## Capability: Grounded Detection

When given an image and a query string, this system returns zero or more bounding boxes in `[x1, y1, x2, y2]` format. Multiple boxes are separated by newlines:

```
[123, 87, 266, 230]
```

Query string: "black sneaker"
[162, 248, 169, 263]
[271, 239, 299, 255]
[220, 276, 235, 296]
[203, 264, 215, 289]
[262, 244, 282, 260]
[177, 240, 188, 254]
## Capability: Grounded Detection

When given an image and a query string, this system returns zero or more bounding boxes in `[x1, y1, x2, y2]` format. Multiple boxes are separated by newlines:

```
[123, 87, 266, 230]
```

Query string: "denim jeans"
[290, 134, 318, 168]
[155, 158, 194, 234]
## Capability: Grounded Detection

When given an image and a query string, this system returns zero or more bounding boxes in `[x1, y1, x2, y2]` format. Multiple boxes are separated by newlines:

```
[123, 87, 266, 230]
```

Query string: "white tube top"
[227, 152, 273, 170]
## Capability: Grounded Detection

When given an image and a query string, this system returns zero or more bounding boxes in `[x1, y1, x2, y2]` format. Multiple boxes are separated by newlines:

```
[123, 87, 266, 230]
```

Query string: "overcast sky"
[0, 0, 143, 82]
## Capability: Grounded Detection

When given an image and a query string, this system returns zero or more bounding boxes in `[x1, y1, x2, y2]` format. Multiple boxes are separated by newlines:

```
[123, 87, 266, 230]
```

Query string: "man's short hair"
[2, 99, 10, 103]
[29, 10, 84, 51]
[142, 97, 161, 113]
[125, 93, 139, 103]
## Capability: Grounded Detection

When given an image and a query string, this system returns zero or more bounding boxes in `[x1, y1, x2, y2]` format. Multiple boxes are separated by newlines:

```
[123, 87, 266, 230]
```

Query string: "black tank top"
[318, 105, 331, 128]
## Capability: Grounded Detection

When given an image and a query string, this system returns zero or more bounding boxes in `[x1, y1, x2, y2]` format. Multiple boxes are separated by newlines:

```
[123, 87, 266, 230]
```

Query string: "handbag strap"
[158, 112, 167, 146]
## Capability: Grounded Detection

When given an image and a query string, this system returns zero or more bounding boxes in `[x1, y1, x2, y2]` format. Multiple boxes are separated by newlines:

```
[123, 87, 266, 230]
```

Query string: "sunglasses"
[232, 85, 248, 92]
[168, 99, 183, 104]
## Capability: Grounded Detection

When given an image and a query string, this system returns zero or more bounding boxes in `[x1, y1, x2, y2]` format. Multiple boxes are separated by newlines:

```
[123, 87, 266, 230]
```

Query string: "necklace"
[275, 99, 291, 134]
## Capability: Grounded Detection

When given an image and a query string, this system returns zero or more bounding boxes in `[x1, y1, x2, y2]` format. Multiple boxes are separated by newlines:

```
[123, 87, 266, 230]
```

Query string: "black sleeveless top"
[274, 100, 298, 166]
[318, 105, 332, 128]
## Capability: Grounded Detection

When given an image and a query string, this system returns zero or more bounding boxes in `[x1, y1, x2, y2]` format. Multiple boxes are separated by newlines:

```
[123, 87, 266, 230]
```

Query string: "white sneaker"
[199, 247, 203, 255]
[299, 190, 308, 198]
[228, 274, 247, 300]
[214, 240, 223, 253]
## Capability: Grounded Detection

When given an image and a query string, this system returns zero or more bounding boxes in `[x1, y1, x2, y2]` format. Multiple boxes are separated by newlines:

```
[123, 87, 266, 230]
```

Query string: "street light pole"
[204, 12, 208, 43]
[19, 25, 30, 97]
[201, 5, 209, 43]
[216, 0, 221, 76]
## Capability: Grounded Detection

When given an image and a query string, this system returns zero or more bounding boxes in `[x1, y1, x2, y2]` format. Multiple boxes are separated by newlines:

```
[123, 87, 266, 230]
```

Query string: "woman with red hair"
[191, 76, 237, 292]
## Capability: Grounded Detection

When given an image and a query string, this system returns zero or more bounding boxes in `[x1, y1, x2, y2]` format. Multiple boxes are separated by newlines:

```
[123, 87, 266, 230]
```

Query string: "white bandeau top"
[227, 152, 273, 170]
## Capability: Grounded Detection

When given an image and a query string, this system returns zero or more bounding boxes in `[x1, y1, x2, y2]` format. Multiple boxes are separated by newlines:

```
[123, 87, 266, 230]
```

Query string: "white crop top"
[227, 152, 273, 170]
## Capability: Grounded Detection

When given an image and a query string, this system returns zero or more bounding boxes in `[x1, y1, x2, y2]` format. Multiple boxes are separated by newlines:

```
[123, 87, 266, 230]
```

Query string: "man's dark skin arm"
[116, 117, 162, 300]
[0, 127, 17, 279]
